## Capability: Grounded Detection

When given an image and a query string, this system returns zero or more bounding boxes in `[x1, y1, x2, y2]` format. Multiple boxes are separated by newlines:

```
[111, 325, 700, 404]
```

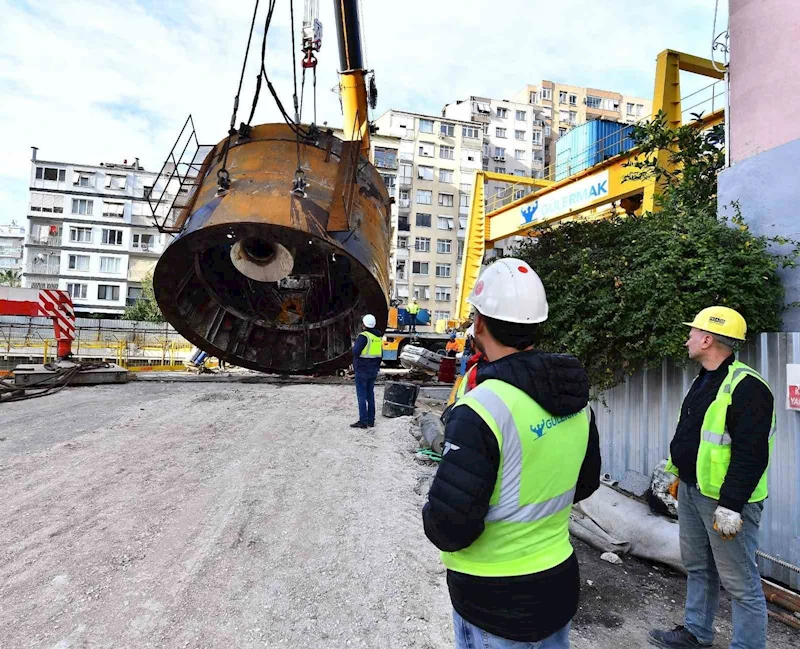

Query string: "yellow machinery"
[455, 50, 726, 321]
[150, 1, 389, 374]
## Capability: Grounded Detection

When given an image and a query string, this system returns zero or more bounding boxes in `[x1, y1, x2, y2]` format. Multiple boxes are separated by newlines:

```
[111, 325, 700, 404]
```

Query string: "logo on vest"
[529, 412, 579, 440]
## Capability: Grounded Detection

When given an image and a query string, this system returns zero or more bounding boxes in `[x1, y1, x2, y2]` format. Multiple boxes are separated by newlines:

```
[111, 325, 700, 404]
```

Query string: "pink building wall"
[729, 0, 800, 163]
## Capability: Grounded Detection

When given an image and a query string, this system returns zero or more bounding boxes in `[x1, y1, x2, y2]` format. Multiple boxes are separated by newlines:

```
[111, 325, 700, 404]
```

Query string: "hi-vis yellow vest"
[455, 364, 478, 400]
[666, 360, 775, 502]
[359, 331, 383, 358]
[407, 303, 420, 315]
[442, 379, 589, 577]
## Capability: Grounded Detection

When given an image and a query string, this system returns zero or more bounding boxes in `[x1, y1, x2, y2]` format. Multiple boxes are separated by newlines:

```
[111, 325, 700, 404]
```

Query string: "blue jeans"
[354, 373, 376, 424]
[453, 609, 570, 649]
[679, 482, 767, 649]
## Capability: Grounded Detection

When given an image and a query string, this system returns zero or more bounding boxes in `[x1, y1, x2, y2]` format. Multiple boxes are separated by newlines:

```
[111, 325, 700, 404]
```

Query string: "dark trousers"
[355, 373, 377, 424]
[409, 313, 417, 332]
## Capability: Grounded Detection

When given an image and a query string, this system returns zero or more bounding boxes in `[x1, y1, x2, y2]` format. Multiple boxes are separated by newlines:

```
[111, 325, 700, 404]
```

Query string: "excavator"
[149, 0, 390, 375]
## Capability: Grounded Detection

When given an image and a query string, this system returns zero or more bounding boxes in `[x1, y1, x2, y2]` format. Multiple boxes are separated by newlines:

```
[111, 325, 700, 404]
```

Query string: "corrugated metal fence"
[594, 333, 800, 588]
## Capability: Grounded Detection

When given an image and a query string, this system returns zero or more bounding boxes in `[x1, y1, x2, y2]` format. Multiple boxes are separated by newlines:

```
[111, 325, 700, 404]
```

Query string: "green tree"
[0, 269, 22, 287]
[511, 112, 796, 391]
[123, 272, 165, 322]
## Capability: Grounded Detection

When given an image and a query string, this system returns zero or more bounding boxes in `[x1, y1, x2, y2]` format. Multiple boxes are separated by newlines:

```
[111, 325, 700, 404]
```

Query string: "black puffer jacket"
[422, 350, 601, 642]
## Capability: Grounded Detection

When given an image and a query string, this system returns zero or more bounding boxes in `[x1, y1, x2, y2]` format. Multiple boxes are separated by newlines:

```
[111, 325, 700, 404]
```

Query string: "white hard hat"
[467, 258, 548, 324]
[362, 314, 376, 328]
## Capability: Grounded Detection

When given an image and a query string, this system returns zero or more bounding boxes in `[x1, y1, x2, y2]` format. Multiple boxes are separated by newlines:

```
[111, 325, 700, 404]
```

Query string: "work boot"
[350, 421, 368, 429]
[647, 626, 712, 649]
[367, 421, 375, 428]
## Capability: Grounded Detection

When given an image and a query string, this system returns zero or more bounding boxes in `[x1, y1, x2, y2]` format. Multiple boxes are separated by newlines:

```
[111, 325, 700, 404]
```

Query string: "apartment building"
[22, 149, 171, 316]
[0, 223, 25, 275]
[512, 82, 651, 172]
[373, 110, 483, 323]
[442, 96, 546, 207]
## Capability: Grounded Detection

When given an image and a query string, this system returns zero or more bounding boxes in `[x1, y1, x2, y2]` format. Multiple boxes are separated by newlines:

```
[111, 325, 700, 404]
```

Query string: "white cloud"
[0, 0, 728, 224]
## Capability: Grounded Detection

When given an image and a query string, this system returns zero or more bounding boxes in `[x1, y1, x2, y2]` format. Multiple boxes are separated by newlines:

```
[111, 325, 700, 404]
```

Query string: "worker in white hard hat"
[350, 313, 383, 429]
[423, 258, 601, 648]
[649, 307, 775, 649]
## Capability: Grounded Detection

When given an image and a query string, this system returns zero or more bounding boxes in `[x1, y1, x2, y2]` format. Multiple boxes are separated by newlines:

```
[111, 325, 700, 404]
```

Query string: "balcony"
[398, 221, 411, 232]
[27, 234, 62, 247]
[25, 263, 61, 276]
[398, 198, 411, 210]
[394, 247, 409, 259]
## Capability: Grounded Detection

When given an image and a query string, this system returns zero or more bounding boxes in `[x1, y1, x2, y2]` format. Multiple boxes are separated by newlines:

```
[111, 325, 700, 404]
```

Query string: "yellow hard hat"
[683, 306, 747, 341]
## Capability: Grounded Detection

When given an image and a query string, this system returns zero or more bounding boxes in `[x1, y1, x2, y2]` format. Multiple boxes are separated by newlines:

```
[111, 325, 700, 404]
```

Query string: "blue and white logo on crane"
[518, 170, 610, 226]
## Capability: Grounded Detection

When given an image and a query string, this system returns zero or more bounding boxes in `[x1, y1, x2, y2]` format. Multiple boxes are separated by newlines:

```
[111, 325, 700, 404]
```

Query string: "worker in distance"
[350, 313, 382, 429]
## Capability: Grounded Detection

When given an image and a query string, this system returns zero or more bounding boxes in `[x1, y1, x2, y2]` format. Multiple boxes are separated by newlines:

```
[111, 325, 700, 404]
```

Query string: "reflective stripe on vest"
[695, 360, 775, 502]
[359, 332, 383, 358]
[441, 379, 589, 578]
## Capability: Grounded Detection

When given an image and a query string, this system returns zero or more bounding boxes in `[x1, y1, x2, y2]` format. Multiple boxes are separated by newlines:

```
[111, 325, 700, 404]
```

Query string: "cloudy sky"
[0, 0, 728, 226]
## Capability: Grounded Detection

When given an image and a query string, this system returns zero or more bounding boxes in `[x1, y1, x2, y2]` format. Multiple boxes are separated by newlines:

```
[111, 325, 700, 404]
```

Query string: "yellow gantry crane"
[455, 50, 726, 322]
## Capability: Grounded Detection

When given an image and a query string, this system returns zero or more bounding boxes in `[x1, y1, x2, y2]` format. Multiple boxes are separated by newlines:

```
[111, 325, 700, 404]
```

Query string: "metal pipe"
[333, 0, 363, 71]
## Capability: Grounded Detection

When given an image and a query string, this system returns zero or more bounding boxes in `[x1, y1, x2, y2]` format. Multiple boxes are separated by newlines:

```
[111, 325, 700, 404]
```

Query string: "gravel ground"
[0, 381, 796, 649]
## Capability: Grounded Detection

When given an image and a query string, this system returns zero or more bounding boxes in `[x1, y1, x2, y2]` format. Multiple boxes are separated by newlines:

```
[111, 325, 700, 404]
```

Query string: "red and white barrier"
[0, 287, 75, 358]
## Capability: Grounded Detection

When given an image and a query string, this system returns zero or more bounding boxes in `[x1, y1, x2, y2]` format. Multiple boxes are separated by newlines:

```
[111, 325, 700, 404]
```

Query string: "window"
[514, 188, 526, 200]
[586, 95, 602, 109]
[418, 142, 434, 157]
[515, 110, 526, 121]
[102, 229, 123, 245]
[417, 165, 434, 181]
[439, 168, 454, 183]
[436, 263, 452, 278]
[495, 127, 507, 138]
[433, 310, 450, 322]
[438, 215, 454, 230]
[69, 227, 92, 243]
[457, 239, 465, 261]
[635, 103, 644, 116]
[143, 186, 153, 199]
[559, 91, 568, 103]
[462, 126, 480, 139]
[398, 216, 410, 231]
[440, 122, 455, 137]
[559, 110, 570, 123]
[515, 130, 526, 140]
[68, 254, 90, 271]
[496, 107, 508, 119]
[544, 125, 551, 137]
[514, 169, 526, 176]
[459, 194, 470, 208]
[103, 202, 125, 217]
[569, 94, 577, 106]
[380, 173, 396, 196]
[414, 237, 431, 252]
[399, 163, 412, 184]
[559, 127, 567, 136]
[105, 174, 127, 190]
[540, 88, 552, 101]
[132, 233, 155, 249]
[36, 167, 66, 182]
[397, 236, 408, 249]
[569, 111, 577, 124]
[439, 145, 454, 160]
[100, 256, 121, 273]
[67, 283, 88, 299]
[437, 239, 452, 254]
[415, 212, 432, 227]
[494, 166, 506, 174]
[416, 190, 432, 205]
[374, 147, 398, 169]
[435, 285, 452, 302]
[419, 119, 434, 133]
[396, 260, 406, 279]
[414, 285, 430, 300]
[458, 216, 467, 230]
[494, 146, 506, 157]
[532, 131, 542, 144]
[438, 193, 454, 207]
[30, 194, 64, 213]
[97, 285, 120, 301]
[73, 172, 94, 187]
[71, 198, 93, 216]
[460, 182, 472, 193]
[412, 261, 429, 276]
[515, 149, 526, 160]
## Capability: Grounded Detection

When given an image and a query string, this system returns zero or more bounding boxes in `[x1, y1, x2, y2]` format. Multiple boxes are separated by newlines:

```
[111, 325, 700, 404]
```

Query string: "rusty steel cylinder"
[153, 124, 391, 374]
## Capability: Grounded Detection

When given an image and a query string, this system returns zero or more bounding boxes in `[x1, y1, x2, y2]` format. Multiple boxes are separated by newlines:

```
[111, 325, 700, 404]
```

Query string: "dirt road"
[1, 381, 796, 648]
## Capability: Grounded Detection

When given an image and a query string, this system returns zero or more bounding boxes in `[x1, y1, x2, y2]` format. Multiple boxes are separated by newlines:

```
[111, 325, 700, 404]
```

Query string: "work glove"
[665, 473, 679, 500]
[713, 506, 743, 540]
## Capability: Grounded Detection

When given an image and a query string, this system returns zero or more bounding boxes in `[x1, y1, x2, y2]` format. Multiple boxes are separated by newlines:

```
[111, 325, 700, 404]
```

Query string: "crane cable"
[289, 0, 307, 196]
[217, 0, 261, 191]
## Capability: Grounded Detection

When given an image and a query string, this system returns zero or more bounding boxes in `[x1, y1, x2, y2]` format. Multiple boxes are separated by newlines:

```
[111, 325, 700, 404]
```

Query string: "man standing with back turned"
[407, 298, 420, 333]
[350, 314, 382, 429]
[649, 307, 775, 649]
[423, 258, 601, 648]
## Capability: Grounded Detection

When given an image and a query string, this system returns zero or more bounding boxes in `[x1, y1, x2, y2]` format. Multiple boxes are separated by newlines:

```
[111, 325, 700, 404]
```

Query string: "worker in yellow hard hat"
[649, 306, 775, 649]
[422, 258, 601, 648]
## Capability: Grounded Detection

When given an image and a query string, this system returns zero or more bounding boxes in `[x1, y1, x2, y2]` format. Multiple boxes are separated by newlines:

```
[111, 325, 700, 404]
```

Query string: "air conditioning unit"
[493, 155, 505, 161]
[141, 244, 149, 252]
